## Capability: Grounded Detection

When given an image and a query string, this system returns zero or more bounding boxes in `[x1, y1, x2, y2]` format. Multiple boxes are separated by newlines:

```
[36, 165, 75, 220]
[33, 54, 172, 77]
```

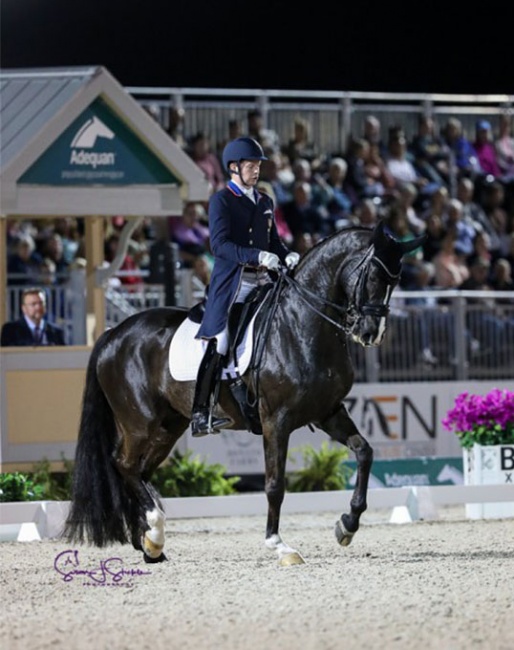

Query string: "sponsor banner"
[344, 457, 464, 488]
[20, 98, 179, 186]
[187, 380, 514, 475]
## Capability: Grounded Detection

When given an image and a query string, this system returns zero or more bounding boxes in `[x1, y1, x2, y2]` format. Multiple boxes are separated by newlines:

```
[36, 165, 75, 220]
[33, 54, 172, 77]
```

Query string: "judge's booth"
[0, 66, 210, 471]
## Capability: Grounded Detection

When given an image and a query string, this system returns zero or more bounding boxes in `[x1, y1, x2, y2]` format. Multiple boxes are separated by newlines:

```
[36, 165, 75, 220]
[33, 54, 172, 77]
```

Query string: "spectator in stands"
[365, 142, 396, 199]
[104, 233, 140, 286]
[385, 131, 441, 206]
[353, 198, 379, 228]
[188, 132, 225, 194]
[281, 180, 328, 243]
[247, 109, 280, 155]
[490, 257, 514, 292]
[7, 234, 42, 286]
[409, 114, 451, 189]
[217, 118, 244, 161]
[473, 120, 502, 179]
[402, 261, 440, 366]
[442, 118, 482, 181]
[444, 198, 476, 259]
[257, 181, 294, 246]
[166, 106, 187, 150]
[259, 151, 294, 206]
[396, 182, 426, 235]
[170, 202, 212, 285]
[457, 176, 502, 256]
[321, 157, 354, 229]
[39, 233, 69, 284]
[1, 287, 66, 346]
[432, 228, 470, 288]
[422, 211, 447, 262]
[345, 138, 387, 203]
[494, 113, 514, 181]
[363, 114, 387, 157]
[53, 217, 82, 265]
[458, 255, 509, 359]
[282, 116, 320, 168]
[481, 180, 512, 258]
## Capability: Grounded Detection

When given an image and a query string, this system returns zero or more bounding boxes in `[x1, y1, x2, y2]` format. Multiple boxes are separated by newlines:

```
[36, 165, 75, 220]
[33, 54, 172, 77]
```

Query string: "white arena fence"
[1, 484, 513, 542]
[5, 274, 514, 383]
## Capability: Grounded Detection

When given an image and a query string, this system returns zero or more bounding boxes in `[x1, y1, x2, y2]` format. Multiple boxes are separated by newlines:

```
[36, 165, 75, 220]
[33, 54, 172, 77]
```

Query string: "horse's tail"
[63, 332, 132, 547]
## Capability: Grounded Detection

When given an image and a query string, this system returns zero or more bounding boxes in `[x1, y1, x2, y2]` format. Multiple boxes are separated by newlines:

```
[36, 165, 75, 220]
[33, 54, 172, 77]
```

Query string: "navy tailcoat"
[196, 182, 290, 339]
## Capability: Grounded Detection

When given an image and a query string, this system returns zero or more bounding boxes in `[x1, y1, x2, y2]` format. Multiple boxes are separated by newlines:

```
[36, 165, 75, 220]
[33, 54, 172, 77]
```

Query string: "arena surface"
[1, 507, 513, 650]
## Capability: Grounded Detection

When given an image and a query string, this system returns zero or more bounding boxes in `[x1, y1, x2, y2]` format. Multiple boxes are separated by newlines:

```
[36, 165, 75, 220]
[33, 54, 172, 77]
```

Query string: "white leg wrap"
[145, 507, 165, 546]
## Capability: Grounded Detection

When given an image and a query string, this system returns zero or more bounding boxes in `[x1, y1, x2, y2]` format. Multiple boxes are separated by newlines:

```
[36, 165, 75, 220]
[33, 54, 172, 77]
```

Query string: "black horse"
[64, 221, 423, 565]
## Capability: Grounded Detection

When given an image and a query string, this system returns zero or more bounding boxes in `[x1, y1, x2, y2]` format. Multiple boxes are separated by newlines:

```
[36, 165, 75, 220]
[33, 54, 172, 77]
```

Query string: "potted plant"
[442, 387, 514, 519]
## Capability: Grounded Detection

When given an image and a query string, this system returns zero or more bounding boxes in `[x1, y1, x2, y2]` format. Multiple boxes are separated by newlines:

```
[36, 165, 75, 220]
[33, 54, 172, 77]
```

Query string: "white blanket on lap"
[168, 315, 257, 381]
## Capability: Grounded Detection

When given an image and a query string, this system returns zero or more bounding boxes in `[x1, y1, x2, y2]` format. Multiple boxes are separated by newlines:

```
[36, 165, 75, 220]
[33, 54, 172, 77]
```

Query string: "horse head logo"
[71, 116, 114, 149]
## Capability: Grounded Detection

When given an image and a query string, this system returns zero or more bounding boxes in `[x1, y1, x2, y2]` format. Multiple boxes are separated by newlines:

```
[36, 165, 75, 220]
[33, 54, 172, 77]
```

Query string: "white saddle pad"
[168, 314, 258, 381]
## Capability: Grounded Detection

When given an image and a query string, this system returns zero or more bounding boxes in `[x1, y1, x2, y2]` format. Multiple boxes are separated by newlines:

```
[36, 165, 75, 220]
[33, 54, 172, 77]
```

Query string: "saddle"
[187, 283, 274, 435]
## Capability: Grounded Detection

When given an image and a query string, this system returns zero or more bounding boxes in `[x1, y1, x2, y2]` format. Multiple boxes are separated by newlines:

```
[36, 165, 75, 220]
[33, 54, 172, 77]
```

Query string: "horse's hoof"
[335, 518, 355, 547]
[279, 552, 305, 567]
[143, 552, 168, 564]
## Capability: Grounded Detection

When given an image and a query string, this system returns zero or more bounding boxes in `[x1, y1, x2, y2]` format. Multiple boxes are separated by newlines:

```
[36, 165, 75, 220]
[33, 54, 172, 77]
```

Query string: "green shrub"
[0, 472, 45, 502]
[153, 450, 240, 497]
[286, 441, 352, 492]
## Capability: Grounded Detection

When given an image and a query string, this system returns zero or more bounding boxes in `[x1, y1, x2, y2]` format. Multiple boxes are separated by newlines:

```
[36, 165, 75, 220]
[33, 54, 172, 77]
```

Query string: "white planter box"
[463, 444, 514, 519]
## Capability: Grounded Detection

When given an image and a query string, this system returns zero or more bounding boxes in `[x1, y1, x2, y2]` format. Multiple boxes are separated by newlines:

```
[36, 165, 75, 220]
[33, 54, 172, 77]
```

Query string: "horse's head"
[345, 220, 425, 346]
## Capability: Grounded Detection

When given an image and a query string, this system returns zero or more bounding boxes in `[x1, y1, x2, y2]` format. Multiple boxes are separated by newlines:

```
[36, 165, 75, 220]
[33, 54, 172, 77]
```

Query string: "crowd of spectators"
[5, 110, 514, 330]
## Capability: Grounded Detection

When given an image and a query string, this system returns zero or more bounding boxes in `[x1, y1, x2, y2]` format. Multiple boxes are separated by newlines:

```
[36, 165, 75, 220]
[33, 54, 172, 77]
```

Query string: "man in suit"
[1, 287, 66, 346]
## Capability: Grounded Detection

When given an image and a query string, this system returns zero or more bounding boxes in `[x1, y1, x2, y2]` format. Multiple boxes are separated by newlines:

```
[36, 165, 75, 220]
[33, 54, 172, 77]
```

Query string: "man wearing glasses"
[1, 287, 66, 346]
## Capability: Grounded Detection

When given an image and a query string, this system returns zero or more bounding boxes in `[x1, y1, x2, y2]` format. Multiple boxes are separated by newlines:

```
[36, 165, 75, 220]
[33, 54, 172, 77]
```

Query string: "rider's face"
[239, 160, 261, 186]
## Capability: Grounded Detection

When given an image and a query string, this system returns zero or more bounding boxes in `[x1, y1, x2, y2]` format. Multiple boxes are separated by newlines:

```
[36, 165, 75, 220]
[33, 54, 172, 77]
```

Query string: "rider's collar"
[227, 180, 258, 201]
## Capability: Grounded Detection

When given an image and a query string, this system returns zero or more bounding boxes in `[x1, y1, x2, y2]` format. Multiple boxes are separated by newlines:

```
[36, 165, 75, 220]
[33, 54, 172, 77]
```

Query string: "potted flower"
[442, 387, 514, 519]
[442, 388, 514, 449]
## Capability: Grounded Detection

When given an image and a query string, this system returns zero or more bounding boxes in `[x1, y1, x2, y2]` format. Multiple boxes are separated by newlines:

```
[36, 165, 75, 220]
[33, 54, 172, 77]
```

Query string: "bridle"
[280, 244, 400, 334]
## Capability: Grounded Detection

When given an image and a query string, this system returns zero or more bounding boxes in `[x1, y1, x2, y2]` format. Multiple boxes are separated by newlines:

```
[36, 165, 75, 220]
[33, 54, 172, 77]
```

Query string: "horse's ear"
[400, 234, 427, 255]
[371, 219, 389, 247]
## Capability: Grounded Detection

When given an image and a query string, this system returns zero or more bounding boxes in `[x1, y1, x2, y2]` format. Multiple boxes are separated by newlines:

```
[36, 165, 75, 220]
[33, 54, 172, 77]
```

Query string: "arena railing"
[5, 276, 514, 383]
[124, 86, 513, 158]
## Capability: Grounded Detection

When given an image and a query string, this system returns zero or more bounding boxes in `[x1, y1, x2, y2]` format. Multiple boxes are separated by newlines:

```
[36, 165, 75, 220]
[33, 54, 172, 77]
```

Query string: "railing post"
[454, 293, 468, 381]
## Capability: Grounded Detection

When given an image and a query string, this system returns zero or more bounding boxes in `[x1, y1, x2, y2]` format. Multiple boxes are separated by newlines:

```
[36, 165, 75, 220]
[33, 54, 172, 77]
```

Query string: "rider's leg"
[191, 337, 231, 437]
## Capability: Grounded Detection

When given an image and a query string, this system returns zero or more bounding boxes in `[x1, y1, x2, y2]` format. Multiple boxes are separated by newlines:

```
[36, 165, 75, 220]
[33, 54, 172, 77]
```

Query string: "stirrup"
[191, 411, 231, 437]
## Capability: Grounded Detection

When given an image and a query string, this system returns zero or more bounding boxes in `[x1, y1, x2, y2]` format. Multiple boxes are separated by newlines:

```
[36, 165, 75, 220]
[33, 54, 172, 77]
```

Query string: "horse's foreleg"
[320, 405, 373, 547]
[336, 433, 373, 546]
[263, 430, 305, 566]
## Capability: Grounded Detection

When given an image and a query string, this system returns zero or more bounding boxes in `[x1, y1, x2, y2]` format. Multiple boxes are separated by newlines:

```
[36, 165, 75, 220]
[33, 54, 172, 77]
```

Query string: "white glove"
[258, 251, 281, 271]
[285, 252, 300, 269]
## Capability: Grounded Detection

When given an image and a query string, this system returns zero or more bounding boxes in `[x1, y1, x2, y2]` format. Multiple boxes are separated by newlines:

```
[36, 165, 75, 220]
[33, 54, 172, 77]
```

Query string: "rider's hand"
[258, 251, 281, 271]
[285, 252, 300, 269]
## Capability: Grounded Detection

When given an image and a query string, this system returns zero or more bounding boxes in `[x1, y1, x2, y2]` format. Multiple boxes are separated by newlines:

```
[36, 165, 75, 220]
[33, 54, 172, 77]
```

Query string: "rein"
[245, 245, 400, 403]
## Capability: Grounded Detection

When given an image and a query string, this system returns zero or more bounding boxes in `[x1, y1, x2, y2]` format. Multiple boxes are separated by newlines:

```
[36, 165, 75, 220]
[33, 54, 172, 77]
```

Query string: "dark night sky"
[1, 0, 512, 95]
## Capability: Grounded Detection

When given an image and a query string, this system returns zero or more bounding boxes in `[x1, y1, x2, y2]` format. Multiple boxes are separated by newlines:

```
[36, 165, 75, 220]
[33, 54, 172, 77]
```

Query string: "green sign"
[20, 98, 179, 186]
[344, 457, 464, 488]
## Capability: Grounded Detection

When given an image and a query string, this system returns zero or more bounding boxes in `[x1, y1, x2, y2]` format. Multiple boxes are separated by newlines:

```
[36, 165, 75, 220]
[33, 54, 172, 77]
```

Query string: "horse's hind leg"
[115, 416, 189, 562]
[317, 404, 373, 547]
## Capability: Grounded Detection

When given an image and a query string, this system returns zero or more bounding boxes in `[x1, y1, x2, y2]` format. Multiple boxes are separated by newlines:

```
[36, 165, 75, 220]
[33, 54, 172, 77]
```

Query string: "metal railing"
[125, 86, 513, 157]
[5, 275, 514, 383]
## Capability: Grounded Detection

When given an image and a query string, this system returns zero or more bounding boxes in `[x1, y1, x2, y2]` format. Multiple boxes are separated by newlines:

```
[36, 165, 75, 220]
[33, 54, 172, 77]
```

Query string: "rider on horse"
[191, 137, 300, 437]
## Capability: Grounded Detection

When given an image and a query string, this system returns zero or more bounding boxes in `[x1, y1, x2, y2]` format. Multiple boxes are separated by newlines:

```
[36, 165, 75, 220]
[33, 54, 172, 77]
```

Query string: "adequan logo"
[69, 116, 116, 168]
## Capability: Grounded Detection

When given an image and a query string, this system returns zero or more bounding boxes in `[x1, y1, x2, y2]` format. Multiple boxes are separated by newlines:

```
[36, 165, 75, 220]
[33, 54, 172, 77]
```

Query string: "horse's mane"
[295, 225, 373, 269]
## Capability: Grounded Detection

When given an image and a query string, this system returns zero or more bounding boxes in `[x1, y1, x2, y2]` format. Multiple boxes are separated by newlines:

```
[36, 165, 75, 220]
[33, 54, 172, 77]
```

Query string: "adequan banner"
[19, 98, 179, 186]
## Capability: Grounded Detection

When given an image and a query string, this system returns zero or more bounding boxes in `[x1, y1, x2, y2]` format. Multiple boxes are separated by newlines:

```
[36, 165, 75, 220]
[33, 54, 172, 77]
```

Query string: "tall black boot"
[191, 340, 231, 437]
[229, 377, 262, 435]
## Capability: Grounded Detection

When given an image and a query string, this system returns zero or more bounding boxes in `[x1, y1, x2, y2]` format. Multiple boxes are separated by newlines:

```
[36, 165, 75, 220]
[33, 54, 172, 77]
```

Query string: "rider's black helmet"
[222, 137, 267, 172]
